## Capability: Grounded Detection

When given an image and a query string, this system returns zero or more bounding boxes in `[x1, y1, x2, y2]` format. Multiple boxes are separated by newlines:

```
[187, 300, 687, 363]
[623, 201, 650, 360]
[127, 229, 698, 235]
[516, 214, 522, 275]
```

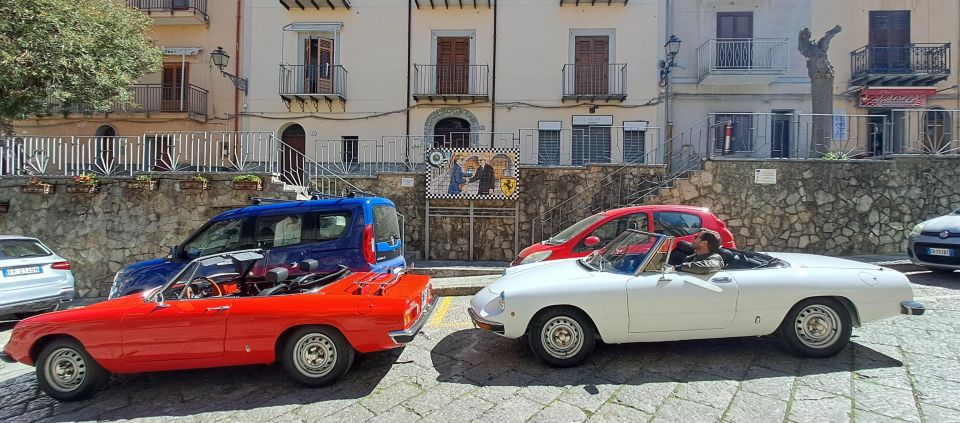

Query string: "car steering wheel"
[184, 276, 223, 299]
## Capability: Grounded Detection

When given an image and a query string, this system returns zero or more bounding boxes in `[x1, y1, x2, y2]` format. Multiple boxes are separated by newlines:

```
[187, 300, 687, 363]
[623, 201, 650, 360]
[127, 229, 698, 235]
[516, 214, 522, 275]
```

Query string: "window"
[0, 239, 51, 258]
[653, 212, 703, 237]
[716, 12, 754, 69]
[256, 214, 304, 248]
[373, 206, 401, 244]
[623, 122, 647, 164]
[713, 114, 753, 153]
[922, 108, 951, 153]
[576, 213, 648, 252]
[538, 128, 561, 165]
[342, 136, 359, 164]
[315, 213, 350, 241]
[572, 125, 611, 165]
[184, 219, 243, 257]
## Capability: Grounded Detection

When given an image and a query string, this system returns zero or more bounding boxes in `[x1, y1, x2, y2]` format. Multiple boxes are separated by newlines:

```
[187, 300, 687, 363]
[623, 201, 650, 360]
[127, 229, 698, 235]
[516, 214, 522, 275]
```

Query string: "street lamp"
[658, 35, 682, 87]
[211, 46, 248, 95]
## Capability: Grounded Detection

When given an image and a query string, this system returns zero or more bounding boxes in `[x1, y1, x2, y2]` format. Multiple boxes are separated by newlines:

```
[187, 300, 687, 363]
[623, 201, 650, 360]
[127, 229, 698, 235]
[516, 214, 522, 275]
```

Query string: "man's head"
[692, 230, 721, 255]
[478, 158, 485, 166]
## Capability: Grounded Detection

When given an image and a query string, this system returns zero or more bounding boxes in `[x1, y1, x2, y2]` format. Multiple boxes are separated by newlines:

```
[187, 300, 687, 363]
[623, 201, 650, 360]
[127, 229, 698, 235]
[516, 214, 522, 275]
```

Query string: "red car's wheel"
[35, 338, 110, 401]
[282, 326, 354, 387]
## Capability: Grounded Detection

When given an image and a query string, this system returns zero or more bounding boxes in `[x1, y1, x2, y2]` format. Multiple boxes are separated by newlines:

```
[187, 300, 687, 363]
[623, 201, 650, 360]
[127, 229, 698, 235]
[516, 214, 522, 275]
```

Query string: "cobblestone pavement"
[2, 271, 960, 422]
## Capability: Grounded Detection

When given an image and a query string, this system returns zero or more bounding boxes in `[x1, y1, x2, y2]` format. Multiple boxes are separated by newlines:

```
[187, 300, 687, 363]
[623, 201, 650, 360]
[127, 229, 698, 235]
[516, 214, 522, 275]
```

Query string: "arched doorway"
[94, 125, 117, 172]
[922, 108, 951, 153]
[280, 124, 306, 186]
[94, 125, 116, 137]
[434, 117, 470, 149]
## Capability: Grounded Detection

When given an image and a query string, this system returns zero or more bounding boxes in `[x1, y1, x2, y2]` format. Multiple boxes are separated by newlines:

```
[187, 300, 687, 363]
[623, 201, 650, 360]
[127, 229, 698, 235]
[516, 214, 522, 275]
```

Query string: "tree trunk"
[810, 76, 834, 157]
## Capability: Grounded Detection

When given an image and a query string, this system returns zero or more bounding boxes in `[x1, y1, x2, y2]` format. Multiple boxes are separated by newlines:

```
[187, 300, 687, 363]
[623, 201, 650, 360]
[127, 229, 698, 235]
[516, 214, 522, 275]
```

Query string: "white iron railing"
[697, 38, 790, 81]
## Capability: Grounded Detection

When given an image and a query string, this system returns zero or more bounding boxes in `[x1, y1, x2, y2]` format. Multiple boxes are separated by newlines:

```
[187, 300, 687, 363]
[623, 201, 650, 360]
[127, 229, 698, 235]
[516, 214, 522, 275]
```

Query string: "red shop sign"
[860, 87, 937, 108]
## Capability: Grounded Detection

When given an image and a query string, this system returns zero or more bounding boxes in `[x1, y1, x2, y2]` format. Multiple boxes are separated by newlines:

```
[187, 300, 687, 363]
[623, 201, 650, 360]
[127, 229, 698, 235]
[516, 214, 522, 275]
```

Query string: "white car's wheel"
[528, 307, 596, 367]
[35, 338, 110, 401]
[282, 326, 354, 387]
[778, 298, 852, 358]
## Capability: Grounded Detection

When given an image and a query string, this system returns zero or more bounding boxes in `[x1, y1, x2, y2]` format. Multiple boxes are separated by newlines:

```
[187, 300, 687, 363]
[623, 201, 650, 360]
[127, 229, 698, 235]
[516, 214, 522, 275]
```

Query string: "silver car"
[0, 236, 76, 316]
[907, 208, 960, 273]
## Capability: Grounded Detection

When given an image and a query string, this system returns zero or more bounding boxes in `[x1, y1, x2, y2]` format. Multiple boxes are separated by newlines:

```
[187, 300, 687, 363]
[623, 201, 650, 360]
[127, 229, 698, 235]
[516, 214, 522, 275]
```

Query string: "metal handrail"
[851, 43, 951, 78]
[696, 38, 789, 80]
[413, 64, 489, 97]
[279, 64, 348, 98]
[126, 0, 208, 20]
[562, 63, 627, 97]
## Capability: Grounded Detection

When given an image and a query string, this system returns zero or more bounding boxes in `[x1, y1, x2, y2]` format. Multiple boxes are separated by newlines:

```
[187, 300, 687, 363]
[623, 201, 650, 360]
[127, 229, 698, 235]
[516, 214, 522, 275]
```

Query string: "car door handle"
[206, 306, 230, 311]
[711, 277, 733, 283]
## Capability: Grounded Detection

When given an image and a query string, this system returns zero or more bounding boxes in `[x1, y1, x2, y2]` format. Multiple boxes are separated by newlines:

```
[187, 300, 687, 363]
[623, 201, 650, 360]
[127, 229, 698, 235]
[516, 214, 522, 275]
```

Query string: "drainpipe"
[491, 0, 497, 135]
[664, 0, 674, 170]
[405, 0, 412, 137]
[235, 0, 242, 131]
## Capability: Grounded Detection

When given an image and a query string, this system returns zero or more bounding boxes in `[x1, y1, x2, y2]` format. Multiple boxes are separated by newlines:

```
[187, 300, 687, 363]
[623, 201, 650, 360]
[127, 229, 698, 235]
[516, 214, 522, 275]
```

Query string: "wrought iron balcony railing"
[41, 84, 208, 118]
[851, 43, 951, 85]
[279, 64, 348, 102]
[696, 38, 789, 81]
[562, 63, 627, 102]
[126, 0, 208, 23]
[413, 64, 489, 101]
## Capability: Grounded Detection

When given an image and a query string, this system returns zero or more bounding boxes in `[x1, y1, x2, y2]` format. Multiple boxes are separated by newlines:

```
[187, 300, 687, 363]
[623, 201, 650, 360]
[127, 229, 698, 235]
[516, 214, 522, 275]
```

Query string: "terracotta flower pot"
[128, 180, 158, 191]
[232, 180, 263, 191]
[66, 184, 99, 194]
[179, 180, 208, 191]
[21, 184, 53, 194]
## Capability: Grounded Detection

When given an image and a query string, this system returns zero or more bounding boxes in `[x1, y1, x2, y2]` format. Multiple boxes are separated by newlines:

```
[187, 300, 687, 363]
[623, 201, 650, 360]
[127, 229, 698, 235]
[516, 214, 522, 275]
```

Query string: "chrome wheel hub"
[795, 305, 842, 348]
[293, 333, 337, 378]
[44, 348, 86, 393]
[541, 316, 584, 359]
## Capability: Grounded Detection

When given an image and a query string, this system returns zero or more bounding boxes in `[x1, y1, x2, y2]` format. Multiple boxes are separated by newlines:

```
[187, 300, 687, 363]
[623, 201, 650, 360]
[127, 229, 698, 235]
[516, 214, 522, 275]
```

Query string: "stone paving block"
[588, 402, 652, 422]
[401, 382, 475, 416]
[652, 397, 724, 423]
[613, 375, 677, 414]
[529, 400, 589, 423]
[359, 382, 424, 414]
[518, 383, 565, 405]
[919, 402, 960, 423]
[739, 366, 794, 401]
[722, 390, 787, 423]
[787, 386, 852, 422]
[482, 396, 545, 423]
[673, 373, 740, 411]
[291, 397, 357, 421]
[852, 381, 921, 422]
[556, 382, 619, 414]
[365, 407, 422, 423]
[912, 375, 960, 411]
[796, 368, 852, 398]
[420, 394, 494, 423]
[315, 403, 375, 423]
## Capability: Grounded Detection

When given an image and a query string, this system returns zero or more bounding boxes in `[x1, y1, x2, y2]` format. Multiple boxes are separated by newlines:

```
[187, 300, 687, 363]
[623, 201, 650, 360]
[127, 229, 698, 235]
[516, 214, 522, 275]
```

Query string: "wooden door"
[716, 12, 753, 68]
[574, 36, 609, 95]
[304, 38, 334, 94]
[162, 63, 189, 112]
[281, 126, 306, 186]
[436, 37, 469, 94]
[870, 11, 911, 71]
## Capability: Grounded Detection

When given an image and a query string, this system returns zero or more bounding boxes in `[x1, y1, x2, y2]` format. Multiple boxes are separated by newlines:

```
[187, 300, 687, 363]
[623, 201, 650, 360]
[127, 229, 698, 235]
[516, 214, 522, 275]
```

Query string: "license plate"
[3, 266, 41, 277]
[928, 247, 954, 257]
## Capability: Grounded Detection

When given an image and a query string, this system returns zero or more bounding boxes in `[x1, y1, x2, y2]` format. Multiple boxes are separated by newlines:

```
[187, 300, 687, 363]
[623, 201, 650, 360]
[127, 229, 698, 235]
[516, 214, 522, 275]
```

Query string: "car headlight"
[498, 291, 506, 311]
[909, 223, 925, 238]
[108, 270, 125, 299]
[520, 251, 552, 264]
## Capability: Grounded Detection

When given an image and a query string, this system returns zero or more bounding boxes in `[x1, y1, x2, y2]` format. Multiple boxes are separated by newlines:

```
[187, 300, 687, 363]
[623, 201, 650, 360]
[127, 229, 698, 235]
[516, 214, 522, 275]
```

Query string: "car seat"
[258, 267, 289, 296]
[717, 248, 736, 268]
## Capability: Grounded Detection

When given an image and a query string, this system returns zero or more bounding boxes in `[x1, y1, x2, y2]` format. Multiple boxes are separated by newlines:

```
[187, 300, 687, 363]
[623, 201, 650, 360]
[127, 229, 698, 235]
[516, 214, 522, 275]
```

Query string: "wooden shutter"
[574, 36, 609, 95]
[161, 63, 188, 112]
[304, 37, 334, 94]
[869, 11, 910, 71]
[716, 12, 753, 69]
[437, 37, 470, 94]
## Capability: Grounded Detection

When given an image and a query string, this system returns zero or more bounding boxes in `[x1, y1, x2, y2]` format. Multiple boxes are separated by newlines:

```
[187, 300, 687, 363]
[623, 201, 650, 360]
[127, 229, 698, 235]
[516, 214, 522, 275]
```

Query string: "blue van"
[108, 197, 405, 298]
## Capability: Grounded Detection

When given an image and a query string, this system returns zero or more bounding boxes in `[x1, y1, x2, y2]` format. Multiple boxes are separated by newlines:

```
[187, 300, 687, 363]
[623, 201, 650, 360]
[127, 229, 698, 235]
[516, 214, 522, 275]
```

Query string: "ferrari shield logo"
[499, 177, 518, 197]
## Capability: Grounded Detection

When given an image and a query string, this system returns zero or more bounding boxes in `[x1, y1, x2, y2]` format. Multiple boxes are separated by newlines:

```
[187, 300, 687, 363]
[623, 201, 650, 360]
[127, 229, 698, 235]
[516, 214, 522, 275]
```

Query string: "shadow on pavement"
[430, 329, 902, 387]
[5, 348, 404, 422]
[906, 270, 959, 289]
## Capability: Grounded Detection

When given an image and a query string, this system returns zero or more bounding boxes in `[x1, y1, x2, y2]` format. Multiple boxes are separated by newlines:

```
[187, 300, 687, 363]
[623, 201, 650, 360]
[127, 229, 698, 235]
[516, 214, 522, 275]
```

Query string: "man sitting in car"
[676, 230, 725, 274]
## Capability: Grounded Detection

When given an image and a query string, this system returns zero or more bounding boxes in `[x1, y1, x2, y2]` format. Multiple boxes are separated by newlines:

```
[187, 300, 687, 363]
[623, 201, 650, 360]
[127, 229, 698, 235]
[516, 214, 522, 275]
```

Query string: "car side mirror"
[584, 236, 601, 248]
[153, 291, 170, 308]
[169, 245, 183, 259]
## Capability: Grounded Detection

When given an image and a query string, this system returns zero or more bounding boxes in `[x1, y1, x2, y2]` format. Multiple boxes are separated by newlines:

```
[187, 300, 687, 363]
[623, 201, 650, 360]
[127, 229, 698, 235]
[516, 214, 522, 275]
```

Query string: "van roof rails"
[248, 196, 298, 205]
[308, 190, 376, 200]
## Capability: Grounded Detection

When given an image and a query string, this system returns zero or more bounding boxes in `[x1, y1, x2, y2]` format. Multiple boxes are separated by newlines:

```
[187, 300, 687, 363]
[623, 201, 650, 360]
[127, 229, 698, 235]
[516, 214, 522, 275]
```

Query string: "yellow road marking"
[428, 297, 453, 327]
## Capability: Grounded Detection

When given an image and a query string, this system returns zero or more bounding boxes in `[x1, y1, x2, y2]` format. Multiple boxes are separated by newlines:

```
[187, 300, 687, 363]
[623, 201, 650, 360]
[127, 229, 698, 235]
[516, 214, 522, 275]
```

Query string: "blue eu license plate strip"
[927, 247, 955, 257]
[2, 266, 42, 277]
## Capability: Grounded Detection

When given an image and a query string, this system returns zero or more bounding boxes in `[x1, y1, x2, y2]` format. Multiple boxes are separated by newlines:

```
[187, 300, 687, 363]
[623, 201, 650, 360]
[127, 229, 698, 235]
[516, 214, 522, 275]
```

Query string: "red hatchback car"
[513, 205, 736, 266]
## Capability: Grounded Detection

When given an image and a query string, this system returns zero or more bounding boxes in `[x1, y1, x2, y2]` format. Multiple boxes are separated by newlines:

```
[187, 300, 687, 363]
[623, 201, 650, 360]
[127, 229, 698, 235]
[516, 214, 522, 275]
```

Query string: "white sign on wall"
[832, 110, 848, 141]
[572, 115, 614, 126]
[400, 177, 415, 187]
[755, 169, 777, 184]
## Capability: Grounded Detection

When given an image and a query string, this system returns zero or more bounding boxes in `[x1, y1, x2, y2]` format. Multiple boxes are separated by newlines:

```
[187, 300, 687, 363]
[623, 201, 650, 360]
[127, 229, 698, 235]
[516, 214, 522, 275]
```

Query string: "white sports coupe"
[468, 230, 925, 367]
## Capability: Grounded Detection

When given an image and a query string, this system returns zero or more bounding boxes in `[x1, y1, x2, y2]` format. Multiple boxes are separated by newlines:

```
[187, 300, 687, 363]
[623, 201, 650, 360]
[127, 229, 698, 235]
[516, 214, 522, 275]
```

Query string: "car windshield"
[582, 230, 665, 275]
[0, 239, 51, 259]
[160, 250, 265, 300]
[547, 213, 605, 245]
[955, 207, 960, 215]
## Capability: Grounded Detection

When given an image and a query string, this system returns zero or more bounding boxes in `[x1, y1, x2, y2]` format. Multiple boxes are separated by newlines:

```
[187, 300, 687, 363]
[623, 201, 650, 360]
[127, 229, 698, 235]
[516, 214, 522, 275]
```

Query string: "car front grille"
[921, 231, 960, 238]
[914, 242, 960, 265]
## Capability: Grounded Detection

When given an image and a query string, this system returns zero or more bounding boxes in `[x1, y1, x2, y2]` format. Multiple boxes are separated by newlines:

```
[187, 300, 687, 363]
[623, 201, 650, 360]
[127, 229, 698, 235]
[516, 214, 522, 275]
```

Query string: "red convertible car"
[1, 250, 435, 401]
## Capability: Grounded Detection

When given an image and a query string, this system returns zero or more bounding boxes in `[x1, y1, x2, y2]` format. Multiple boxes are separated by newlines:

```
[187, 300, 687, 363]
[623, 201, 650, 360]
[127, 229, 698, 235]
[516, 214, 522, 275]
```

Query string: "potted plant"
[128, 174, 158, 191]
[21, 177, 53, 194]
[67, 173, 99, 194]
[180, 174, 209, 191]
[232, 174, 263, 191]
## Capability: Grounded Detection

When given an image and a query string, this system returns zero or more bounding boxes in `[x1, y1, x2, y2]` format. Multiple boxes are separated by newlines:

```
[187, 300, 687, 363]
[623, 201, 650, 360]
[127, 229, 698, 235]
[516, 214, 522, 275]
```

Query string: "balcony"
[696, 38, 789, 84]
[278, 0, 351, 10]
[413, 0, 492, 8]
[559, 0, 629, 5]
[851, 43, 951, 86]
[41, 84, 208, 120]
[279, 64, 348, 109]
[126, 0, 208, 25]
[412, 64, 489, 102]
[561, 63, 627, 102]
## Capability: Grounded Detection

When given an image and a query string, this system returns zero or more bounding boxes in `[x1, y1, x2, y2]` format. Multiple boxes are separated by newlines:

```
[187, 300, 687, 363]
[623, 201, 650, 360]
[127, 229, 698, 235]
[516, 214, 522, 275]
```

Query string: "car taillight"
[403, 303, 420, 327]
[363, 224, 376, 264]
[51, 261, 71, 270]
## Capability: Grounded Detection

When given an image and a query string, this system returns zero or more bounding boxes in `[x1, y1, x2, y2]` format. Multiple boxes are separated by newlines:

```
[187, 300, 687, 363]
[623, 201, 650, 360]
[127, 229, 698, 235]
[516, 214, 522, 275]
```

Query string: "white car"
[469, 230, 924, 367]
[0, 236, 76, 317]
